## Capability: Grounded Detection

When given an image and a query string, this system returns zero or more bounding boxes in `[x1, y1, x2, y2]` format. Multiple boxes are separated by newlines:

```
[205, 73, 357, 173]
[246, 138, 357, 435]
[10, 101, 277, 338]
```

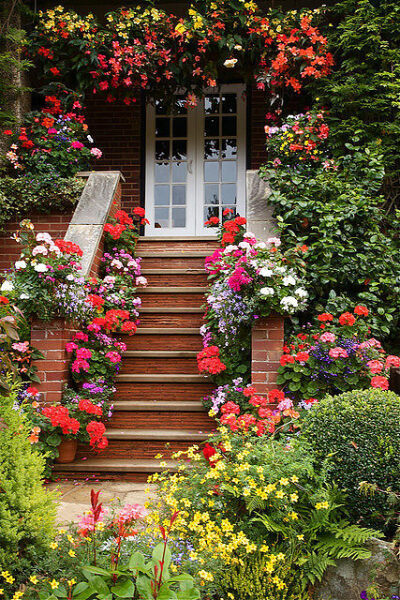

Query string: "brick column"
[251, 314, 284, 394]
[31, 319, 76, 404]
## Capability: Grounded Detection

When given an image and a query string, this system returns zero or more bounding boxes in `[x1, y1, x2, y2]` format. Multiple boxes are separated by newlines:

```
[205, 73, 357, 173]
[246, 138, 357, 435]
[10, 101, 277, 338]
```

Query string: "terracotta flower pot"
[56, 438, 78, 464]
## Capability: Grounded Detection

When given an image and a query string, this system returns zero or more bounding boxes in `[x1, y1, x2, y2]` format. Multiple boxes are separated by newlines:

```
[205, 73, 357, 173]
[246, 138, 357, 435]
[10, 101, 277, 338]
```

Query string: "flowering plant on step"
[277, 305, 400, 405]
[200, 213, 308, 381]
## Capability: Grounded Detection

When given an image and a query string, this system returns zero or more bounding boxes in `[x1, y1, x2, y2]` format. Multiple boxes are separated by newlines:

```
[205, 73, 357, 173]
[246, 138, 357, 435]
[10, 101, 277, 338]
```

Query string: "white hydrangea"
[295, 288, 308, 298]
[14, 260, 27, 270]
[1, 280, 13, 291]
[260, 287, 274, 296]
[238, 241, 251, 251]
[280, 296, 298, 310]
[36, 232, 52, 244]
[32, 245, 48, 256]
[282, 275, 296, 286]
[275, 266, 287, 274]
[266, 237, 281, 247]
[243, 232, 256, 238]
[259, 267, 273, 277]
[254, 241, 266, 250]
[19, 293, 29, 299]
[34, 263, 48, 273]
[223, 245, 238, 254]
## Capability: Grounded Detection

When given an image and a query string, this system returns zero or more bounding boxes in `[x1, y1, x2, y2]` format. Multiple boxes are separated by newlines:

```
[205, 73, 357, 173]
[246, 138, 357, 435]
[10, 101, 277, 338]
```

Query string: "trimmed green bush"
[302, 389, 400, 533]
[0, 175, 84, 229]
[0, 391, 57, 569]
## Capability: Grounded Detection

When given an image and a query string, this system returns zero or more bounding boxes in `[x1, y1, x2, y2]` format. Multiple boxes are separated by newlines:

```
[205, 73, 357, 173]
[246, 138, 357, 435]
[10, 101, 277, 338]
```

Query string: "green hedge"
[0, 176, 85, 228]
[301, 388, 400, 534]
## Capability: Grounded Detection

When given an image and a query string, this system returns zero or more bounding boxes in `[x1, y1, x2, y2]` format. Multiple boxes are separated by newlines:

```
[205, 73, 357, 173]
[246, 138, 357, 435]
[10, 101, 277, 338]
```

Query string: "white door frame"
[145, 84, 247, 237]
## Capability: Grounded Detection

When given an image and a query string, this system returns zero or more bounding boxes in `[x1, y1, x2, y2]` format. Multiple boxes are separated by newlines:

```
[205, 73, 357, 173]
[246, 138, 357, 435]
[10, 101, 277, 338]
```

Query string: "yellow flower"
[0, 589, 3, 595]
[49, 580, 59, 590]
[50, 542, 58, 550]
[12, 592, 24, 600]
[297, 534, 304, 541]
[30, 575, 39, 584]
[67, 579, 76, 587]
[68, 550, 76, 557]
[275, 490, 285, 499]
[58, 528, 65, 535]
[315, 501, 329, 510]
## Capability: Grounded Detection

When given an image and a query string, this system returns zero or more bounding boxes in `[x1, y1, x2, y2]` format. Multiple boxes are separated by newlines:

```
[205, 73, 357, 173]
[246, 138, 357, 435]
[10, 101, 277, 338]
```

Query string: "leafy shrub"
[148, 431, 377, 597]
[0, 389, 57, 569]
[0, 175, 84, 229]
[302, 389, 400, 533]
[262, 147, 400, 344]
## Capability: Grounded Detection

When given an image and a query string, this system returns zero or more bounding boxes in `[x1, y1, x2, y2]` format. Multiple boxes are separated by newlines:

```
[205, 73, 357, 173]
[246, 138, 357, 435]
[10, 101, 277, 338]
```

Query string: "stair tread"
[106, 429, 209, 440]
[140, 251, 210, 258]
[116, 374, 205, 382]
[55, 458, 178, 473]
[141, 287, 207, 293]
[139, 307, 203, 313]
[134, 328, 199, 334]
[138, 236, 216, 241]
[123, 350, 197, 357]
[141, 269, 205, 274]
[113, 400, 204, 411]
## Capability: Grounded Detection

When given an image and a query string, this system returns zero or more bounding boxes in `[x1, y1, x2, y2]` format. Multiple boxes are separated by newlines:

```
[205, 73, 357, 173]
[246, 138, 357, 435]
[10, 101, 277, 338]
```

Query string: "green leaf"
[111, 579, 135, 598]
[152, 542, 172, 572]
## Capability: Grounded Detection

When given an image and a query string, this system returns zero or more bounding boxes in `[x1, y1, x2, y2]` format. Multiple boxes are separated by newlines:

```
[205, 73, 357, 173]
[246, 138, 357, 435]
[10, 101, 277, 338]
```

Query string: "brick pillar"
[31, 318, 76, 403]
[251, 314, 284, 394]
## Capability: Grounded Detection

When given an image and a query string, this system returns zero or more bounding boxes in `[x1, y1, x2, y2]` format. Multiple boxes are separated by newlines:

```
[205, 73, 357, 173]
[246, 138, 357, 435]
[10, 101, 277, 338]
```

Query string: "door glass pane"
[205, 95, 219, 114]
[204, 206, 219, 221]
[204, 162, 219, 182]
[172, 162, 186, 183]
[222, 94, 236, 114]
[222, 139, 237, 159]
[172, 207, 186, 227]
[221, 183, 236, 205]
[221, 161, 236, 182]
[222, 116, 236, 137]
[155, 207, 169, 227]
[172, 185, 186, 205]
[155, 140, 169, 160]
[155, 162, 170, 183]
[154, 185, 170, 206]
[205, 117, 219, 137]
[172, 140, 187, 160]
[205, 184, 219, 205]
[173, 118, 187, 137]
[205, 139, 219, 159]
[155, 118, 169, 137]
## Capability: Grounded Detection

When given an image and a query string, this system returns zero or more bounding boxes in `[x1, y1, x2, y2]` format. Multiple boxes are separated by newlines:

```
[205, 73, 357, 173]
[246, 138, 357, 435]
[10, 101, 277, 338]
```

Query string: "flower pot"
[56, 438, 78, 464]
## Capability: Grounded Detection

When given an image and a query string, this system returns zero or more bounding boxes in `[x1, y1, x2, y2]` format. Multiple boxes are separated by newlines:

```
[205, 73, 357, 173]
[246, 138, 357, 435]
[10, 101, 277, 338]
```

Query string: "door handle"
[187, 159, 193, 174]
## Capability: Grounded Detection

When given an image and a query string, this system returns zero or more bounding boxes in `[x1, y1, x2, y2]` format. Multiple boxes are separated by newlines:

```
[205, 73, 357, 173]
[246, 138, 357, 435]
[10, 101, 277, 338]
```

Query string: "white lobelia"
[14, 260, 27, 270]
[280, 296, 298, 310]
[34, 263, 48, 273]
[282, 275, 296, 286]
[295, 288, 308, 298]
[1, 280, 13, 291]
[260, 287, 274, 296]
[259, 267, 273, 277]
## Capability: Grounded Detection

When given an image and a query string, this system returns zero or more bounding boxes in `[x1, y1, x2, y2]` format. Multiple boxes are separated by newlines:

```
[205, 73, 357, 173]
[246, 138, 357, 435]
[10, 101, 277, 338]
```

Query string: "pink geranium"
[227, 266, 252, 291]
[385, 355, 400, 368]
[105, 351, 121, 363]
[117, 503, 148, 525]
[328, 347, 348, 359]
[320, 332, 336, 343]
[77, 347, 92, 360]
[71, 141, 84, 149]
[71, 359, 90, 373]
[367, 360, 383, 374]
[66, 341, 78, 353]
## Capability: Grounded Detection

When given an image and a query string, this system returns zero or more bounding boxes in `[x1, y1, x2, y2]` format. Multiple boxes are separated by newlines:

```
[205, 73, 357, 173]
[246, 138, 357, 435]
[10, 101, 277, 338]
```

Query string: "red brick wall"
[251, 314, 285, 393]
[0, 212, 73, 274]
[86, 95, 142, 212]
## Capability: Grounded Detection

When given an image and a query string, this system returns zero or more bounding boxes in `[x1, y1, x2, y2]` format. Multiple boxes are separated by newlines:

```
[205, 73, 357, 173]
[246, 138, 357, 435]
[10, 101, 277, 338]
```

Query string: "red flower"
[202, 443, 218, 465]
[370, 376, 389, 390]
[268, 389, 285, 403]
[354, 305, 369, 317]
[280, 354, 295, 366]
[296, 351, 309, 362]
[104, 223, 126, 240]
[49, 67, 60, 76]
[85, 294, 105, 309]
[197, 345, 226, 375]
[133, 207, 146, 217]
[317, 313, 333, 322]
[115, 210, 133, 225]
[205, 216, 220, 226]
[26, 386, 39, 396]
[221, 231, 235, 246]
[234, 216, 247, 226]
[339, 312, 356, 326]
[220, 401, 240, 415]
[121, 320, 137, 334]
[0, 296, 9, 304]
[54, 239, 83, 256]
[223, 208, 234, 216]
[2, 130, 12, 135]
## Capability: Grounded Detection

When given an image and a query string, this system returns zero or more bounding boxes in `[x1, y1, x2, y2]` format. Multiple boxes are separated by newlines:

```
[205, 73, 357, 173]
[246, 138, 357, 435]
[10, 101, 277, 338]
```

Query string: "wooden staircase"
[56, 237, 217, 481]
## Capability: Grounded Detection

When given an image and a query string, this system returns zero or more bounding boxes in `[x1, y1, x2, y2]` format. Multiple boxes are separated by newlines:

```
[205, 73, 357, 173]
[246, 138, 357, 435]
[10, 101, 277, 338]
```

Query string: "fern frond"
[334, 523, 380, 543]
[301, 552, 336, 584]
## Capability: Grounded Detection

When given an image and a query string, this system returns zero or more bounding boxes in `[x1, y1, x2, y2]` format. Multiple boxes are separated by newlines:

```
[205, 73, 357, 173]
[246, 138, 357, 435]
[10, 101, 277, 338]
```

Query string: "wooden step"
[140, 292, 205, 308]
[141, 271, 208, 287]
[55, 458, 178, 472]
[122, 351, 198, 358]
[114, 381, 213, 402]
[139, 308, 203, 314]
[139, 312, 203, 328]
[140, 254, 208, 270]
[109, 411, 215, 430]
[134, 328, 199, 335]
[116, 374, 205, 383]
[141, 287, 207, 293]
[119, 356, 198, 375]
[76, 435, 207, 460]
[113, 400, 203, 410]
[117, 333, 202, 351]
[136, 236, 217, 253]
[105, 428, 209, 440]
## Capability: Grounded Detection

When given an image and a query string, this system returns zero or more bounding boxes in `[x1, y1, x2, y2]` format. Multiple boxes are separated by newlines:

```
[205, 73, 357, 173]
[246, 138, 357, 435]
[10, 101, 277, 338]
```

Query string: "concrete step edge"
[140, 251, 210, 258]
[141, 269, 205, 275]
[139, 307, 203, 314]
[138, 236, 216, 241]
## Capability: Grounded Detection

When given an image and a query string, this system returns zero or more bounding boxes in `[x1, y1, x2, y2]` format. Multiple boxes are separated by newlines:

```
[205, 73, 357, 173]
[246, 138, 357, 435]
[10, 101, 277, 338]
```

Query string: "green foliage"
[0, 176, 84, 229]
[262, 147, 400, 343]
[315, 0, 400, 203]
[0, 389, 57, 569]
[301, 388, 400, 533]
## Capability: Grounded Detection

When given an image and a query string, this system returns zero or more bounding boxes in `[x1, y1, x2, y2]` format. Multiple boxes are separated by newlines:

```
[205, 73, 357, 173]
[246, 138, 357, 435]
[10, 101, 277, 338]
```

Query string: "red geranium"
[54, 239, 83, 256]
[370, 376, 389, 390]
[317, 313, 333, 322]
[339, 312, 356, 326]
[197, 345, 226, 375]
[354, 305, 369, 317]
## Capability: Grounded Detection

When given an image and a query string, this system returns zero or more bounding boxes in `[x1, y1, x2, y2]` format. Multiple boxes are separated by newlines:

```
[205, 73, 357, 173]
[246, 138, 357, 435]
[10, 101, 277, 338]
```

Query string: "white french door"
[145, 84, 246, 237]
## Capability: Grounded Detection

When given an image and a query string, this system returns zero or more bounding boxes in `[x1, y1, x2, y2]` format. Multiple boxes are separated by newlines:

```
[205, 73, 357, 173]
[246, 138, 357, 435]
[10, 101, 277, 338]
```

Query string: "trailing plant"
[0, 175, 84, 229]
[27, 3, 333, 106]
[302, 388, 400, 534]
[147, 432, 378, 597]
[277, 306, 400, 404]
